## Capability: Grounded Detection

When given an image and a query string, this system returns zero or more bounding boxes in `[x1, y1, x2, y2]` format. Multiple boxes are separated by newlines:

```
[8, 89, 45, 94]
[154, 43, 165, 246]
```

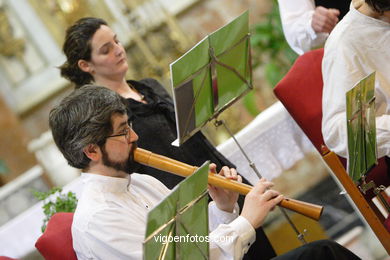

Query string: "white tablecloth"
[218, 101, 315, 184]
[0, 177, 84, 258]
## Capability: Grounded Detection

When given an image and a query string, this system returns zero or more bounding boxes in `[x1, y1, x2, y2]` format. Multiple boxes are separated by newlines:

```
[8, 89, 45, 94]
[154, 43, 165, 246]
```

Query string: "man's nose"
[128, 129, 138, 143]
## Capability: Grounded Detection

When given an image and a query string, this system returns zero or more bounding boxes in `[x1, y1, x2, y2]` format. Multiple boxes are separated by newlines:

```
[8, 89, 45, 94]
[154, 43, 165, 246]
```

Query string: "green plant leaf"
[250, 0, 298, 92]
[31, 187, 78, 232]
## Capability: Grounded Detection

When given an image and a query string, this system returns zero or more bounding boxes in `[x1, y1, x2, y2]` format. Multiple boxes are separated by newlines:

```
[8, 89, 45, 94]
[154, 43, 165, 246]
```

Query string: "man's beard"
[101, 142, 141, 174]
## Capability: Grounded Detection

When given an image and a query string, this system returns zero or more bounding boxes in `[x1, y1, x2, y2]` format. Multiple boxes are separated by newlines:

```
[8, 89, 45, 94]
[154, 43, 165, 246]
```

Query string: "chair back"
[274, 48, 325, 152]
[35, 212, 77, 260]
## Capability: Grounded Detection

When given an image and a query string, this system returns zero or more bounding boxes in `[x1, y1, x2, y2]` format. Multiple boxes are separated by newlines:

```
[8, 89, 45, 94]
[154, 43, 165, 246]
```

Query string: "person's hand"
[208, 164, 241, 213]
[311, 6, 340, 34]
[240, 178, 283, 229]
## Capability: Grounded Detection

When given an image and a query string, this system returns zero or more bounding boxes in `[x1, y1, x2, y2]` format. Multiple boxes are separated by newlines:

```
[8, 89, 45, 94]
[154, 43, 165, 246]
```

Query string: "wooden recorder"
[134, 148, 324, 221]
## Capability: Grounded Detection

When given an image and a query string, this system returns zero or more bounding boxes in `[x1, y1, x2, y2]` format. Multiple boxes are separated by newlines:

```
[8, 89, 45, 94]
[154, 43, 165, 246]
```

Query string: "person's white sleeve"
[322, 40, 360, 158]
[278, 0, 328, 55]
[208, 201, 256, 259]
[376, 115, 390, 157]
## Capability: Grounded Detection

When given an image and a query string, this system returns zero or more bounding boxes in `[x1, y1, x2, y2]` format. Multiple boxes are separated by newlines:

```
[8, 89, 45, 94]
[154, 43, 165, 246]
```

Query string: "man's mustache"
[129, 142, 138, 159]
[127, 142, 141, 174]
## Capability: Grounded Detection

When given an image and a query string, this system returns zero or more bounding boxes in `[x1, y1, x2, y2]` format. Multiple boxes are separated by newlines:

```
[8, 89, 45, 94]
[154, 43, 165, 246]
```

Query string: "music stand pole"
[215, 119, 307, 244]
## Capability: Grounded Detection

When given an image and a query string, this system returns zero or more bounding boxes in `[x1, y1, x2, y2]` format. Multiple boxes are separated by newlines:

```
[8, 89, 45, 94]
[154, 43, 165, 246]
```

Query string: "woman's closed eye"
[100, 46, 110, 55]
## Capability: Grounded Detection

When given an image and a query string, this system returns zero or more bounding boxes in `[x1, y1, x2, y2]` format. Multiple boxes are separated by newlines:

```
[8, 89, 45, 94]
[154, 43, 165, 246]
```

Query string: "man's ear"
[78, 59, 93, 73]
[83, 144, 100, 161]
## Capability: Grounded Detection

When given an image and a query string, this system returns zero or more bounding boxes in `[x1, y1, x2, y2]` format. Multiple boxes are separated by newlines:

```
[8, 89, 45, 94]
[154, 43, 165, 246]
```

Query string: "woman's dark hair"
[59, 17, 107, 88]
[365, 0, 390, 13]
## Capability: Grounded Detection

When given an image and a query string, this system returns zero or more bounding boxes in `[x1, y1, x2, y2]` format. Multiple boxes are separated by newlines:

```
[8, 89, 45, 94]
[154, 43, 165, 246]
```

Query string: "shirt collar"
[350, 4, 390, 26]
[81, 172, 131, 193]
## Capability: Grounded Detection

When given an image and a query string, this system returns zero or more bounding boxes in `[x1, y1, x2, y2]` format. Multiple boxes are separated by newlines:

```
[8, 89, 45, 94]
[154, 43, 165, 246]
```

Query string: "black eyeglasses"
[106, 122, 133, 141]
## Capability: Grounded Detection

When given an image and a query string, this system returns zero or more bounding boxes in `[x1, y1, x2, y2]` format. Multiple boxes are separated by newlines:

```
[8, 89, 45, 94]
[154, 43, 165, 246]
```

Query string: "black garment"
[126, 78, 276, 260]
[127, 78, 236, 189]
[314, 0, 351, 20]
[273, 240, 361, 260]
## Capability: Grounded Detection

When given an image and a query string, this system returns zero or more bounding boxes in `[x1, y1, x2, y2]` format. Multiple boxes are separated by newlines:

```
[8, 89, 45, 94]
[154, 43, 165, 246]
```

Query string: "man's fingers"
[227, 168, 238, 180]
[325, 11, 339, 27]
[262, 189, 281, 201]
[269, 195, 284, 211]
[219, 166, 230, 177]
[312, 6, 340, 33]
[209, 163, 217, 174]
[252, 179, 274, 194]
[218, 166, 239, 180]
[315, 6, 328, 15]
[329, 8, 340, 17]
[273, 194, 284, 204]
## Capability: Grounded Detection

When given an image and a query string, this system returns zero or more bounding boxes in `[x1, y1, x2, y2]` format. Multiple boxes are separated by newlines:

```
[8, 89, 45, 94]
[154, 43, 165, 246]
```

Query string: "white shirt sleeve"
[208, 201, 256, 260]
[277, 0, 329, 55]
[376, 114, 390, 157]
[322, 42, 355, 158]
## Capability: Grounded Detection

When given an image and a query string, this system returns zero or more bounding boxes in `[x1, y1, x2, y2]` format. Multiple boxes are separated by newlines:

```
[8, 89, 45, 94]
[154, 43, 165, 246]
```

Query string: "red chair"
[274, 48, 325, 152]
[35, 212, 77, 260]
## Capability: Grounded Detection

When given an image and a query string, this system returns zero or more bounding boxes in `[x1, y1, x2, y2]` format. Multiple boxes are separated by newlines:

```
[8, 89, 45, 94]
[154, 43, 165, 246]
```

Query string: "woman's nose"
[114, 43, 124, 56]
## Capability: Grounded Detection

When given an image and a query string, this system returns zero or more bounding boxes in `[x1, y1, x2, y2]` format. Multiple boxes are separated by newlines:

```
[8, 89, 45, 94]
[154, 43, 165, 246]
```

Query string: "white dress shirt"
[72, 173, 255, 260]
[322, 6, 390, 158]
[278, 0, 329, 55]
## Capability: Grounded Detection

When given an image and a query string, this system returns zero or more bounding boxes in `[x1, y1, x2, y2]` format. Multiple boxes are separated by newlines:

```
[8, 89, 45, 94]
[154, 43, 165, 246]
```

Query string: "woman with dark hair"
[60, 17, 235, 190]
[60, 17, 276, 259]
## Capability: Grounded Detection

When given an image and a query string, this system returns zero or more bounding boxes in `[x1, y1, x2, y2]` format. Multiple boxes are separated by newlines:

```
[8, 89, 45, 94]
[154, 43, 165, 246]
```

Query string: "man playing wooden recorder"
[49, 85, 361, 260]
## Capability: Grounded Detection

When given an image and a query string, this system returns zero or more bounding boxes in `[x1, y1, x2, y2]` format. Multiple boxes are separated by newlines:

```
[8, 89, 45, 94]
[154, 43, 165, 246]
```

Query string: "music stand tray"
[143, 162, 210, 259]
[170, 11, 252, 145]
[346, 72, 377, 181]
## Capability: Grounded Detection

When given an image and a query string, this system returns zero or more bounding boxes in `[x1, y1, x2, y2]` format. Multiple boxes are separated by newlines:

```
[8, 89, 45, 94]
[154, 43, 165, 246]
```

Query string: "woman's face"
[81, 25, 128, 81]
